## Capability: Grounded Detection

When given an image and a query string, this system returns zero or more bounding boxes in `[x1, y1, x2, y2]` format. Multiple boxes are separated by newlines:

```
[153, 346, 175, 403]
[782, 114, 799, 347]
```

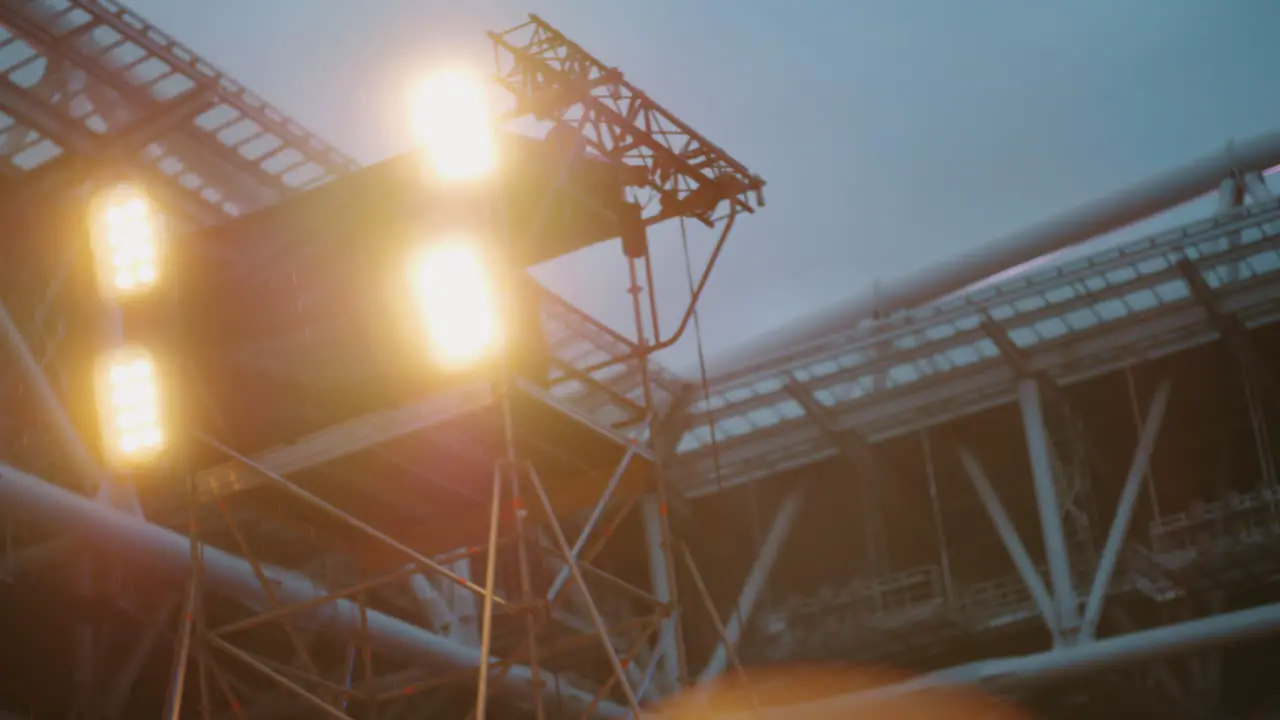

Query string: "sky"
[126, 0, 1280, 373]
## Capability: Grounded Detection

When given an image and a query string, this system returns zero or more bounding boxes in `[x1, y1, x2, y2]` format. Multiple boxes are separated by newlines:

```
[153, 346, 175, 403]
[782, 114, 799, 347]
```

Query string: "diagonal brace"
[1080, 376, 1172, 640]
[958, 446, 1060, 642]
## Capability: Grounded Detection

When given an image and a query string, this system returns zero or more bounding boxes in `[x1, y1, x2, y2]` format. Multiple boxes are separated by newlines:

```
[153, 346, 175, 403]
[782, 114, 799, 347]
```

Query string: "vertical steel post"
[474, 461, 504, 719]
[163, 561, 201, 719]
[628, 254, 688, 689]
[920, 428, 954, 601]
[641, 494, 678, 693]
[1017, 379, 1080, 634]
[500, 369, 545, 720]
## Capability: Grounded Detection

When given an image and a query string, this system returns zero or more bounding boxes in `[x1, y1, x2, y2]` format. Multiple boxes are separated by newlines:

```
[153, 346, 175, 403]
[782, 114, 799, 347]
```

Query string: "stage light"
[409, 69, 498, 182]
[94, 346, 165, 465]
[408, 239, 503, 368]
[88, 184, 163, 299]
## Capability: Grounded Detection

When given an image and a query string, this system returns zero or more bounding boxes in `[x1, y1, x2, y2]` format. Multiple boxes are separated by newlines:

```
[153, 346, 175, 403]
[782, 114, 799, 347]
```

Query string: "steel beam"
[774, 601, 1280, 719]
[0, 75, 221, 224]
[784, 381, 886, 570]
[1178, 258, 1280, 412]
[676, 203, 1280, 496]
[0, 462, 625, 719]
[707, 127, 1280, 380]
[640, 494, 678, 695]
[698, 484, 805, 683]
[406, 572, 457, 635]
[1079, 377, 1171, 639]
[1017, 379, 1080, 635]
[196, 379, 649, 502]
[958, 446, 1059, 641]
[685, 601, 1280, 720]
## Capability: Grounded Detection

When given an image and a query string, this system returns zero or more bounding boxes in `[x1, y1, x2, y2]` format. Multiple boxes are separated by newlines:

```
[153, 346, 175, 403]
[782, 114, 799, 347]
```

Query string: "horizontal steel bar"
[0, 462, 625, 719]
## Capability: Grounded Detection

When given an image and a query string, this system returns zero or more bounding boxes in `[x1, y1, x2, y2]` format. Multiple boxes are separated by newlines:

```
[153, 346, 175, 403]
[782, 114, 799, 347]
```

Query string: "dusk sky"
[129, 0, 1280, 372]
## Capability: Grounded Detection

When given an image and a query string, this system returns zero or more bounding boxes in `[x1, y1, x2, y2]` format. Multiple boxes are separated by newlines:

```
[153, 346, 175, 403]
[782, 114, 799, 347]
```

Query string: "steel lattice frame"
[0, 4, 765, 718]
[4, 2, 1280, 719]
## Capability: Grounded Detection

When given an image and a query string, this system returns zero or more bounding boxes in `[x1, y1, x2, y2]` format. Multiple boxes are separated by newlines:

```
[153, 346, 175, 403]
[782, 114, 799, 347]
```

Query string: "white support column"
[407, 570, 457, 637]
[1244, 170, 1275, 202]
[1017, 379, 1081, 635]
[698, 484, 806, 683]
[641, 494, 679, 694]
[443, 556, 479, 645]
[959, 447, 1060, 642]
[1080, 377, 1171, 640]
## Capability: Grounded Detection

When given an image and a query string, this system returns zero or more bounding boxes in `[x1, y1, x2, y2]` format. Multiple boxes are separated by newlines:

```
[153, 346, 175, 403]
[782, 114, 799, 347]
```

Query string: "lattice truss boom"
[491, 14, 764, 226]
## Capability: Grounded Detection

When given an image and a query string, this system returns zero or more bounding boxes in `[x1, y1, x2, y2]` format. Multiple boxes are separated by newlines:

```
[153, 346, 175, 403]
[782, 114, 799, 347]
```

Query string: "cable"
[679, 216, 768, 675]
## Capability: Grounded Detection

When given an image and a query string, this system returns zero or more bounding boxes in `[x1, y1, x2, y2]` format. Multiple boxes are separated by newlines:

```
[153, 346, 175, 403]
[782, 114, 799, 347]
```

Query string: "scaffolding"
[0, 5, 770, 717]
[6, 2, 1280, 719]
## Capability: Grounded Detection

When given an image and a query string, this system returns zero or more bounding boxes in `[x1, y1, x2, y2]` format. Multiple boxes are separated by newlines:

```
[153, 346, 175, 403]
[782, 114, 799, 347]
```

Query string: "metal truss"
[674, 192, 1280, 495]
[722, 170, 1280, 715]
[6, 0, 1280, 716]
[490, 14, 764, 228]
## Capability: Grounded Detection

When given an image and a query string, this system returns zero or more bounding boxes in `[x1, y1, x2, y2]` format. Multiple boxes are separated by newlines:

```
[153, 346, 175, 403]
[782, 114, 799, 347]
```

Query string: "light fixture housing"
[88, 184, 163, 299]
[93, 345, 166, 467]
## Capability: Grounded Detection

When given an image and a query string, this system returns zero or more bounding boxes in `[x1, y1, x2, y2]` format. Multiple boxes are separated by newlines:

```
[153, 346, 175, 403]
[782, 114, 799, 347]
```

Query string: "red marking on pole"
[659, 502, 668, 517]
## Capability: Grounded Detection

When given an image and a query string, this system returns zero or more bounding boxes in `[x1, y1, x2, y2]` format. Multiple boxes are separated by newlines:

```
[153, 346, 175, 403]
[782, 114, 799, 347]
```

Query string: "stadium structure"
[0, 2, 1279, 718]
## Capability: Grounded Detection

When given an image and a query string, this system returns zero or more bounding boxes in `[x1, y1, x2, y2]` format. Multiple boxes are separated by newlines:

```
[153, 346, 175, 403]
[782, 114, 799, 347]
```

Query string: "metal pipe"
[641, 495, 678, 694]
[0, 462, 626, 719]
[684, 601, 1280, 720]
[958, 446, 1059, 640]
[104, 592, 180, 718]
[475, 464, 504, 719]
[1016, 380, 1079, 633]
[526, 463, 643, 716]
[707, 129, 1280, 381]
[162, 578, 200, 720]
[0, 299, 106, 493]
[1079, 377, 1171, 639]
[699, 484, 805, 683]
[773, 601, 1280, 719]
[546, 441, 639, 603]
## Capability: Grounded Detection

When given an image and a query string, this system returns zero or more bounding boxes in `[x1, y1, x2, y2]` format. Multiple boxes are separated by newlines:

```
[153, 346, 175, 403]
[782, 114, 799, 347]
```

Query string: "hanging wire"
[679, 215, 770, 671]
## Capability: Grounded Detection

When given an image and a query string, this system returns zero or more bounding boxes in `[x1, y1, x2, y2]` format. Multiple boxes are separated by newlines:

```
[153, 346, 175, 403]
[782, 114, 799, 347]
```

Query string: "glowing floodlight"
[408, 238, 503, 368]
[94, 346, 165, 465]
[410, 69, 498, 182]
[89, 184, 163, 299]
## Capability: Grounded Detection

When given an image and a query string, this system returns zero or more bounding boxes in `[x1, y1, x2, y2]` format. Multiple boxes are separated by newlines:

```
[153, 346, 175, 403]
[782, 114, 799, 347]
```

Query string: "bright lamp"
[409, 69, 498, 182]
[88, 184, 162, 299]
[94, 346, 165, 465]
[408, 239, 503, 368]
